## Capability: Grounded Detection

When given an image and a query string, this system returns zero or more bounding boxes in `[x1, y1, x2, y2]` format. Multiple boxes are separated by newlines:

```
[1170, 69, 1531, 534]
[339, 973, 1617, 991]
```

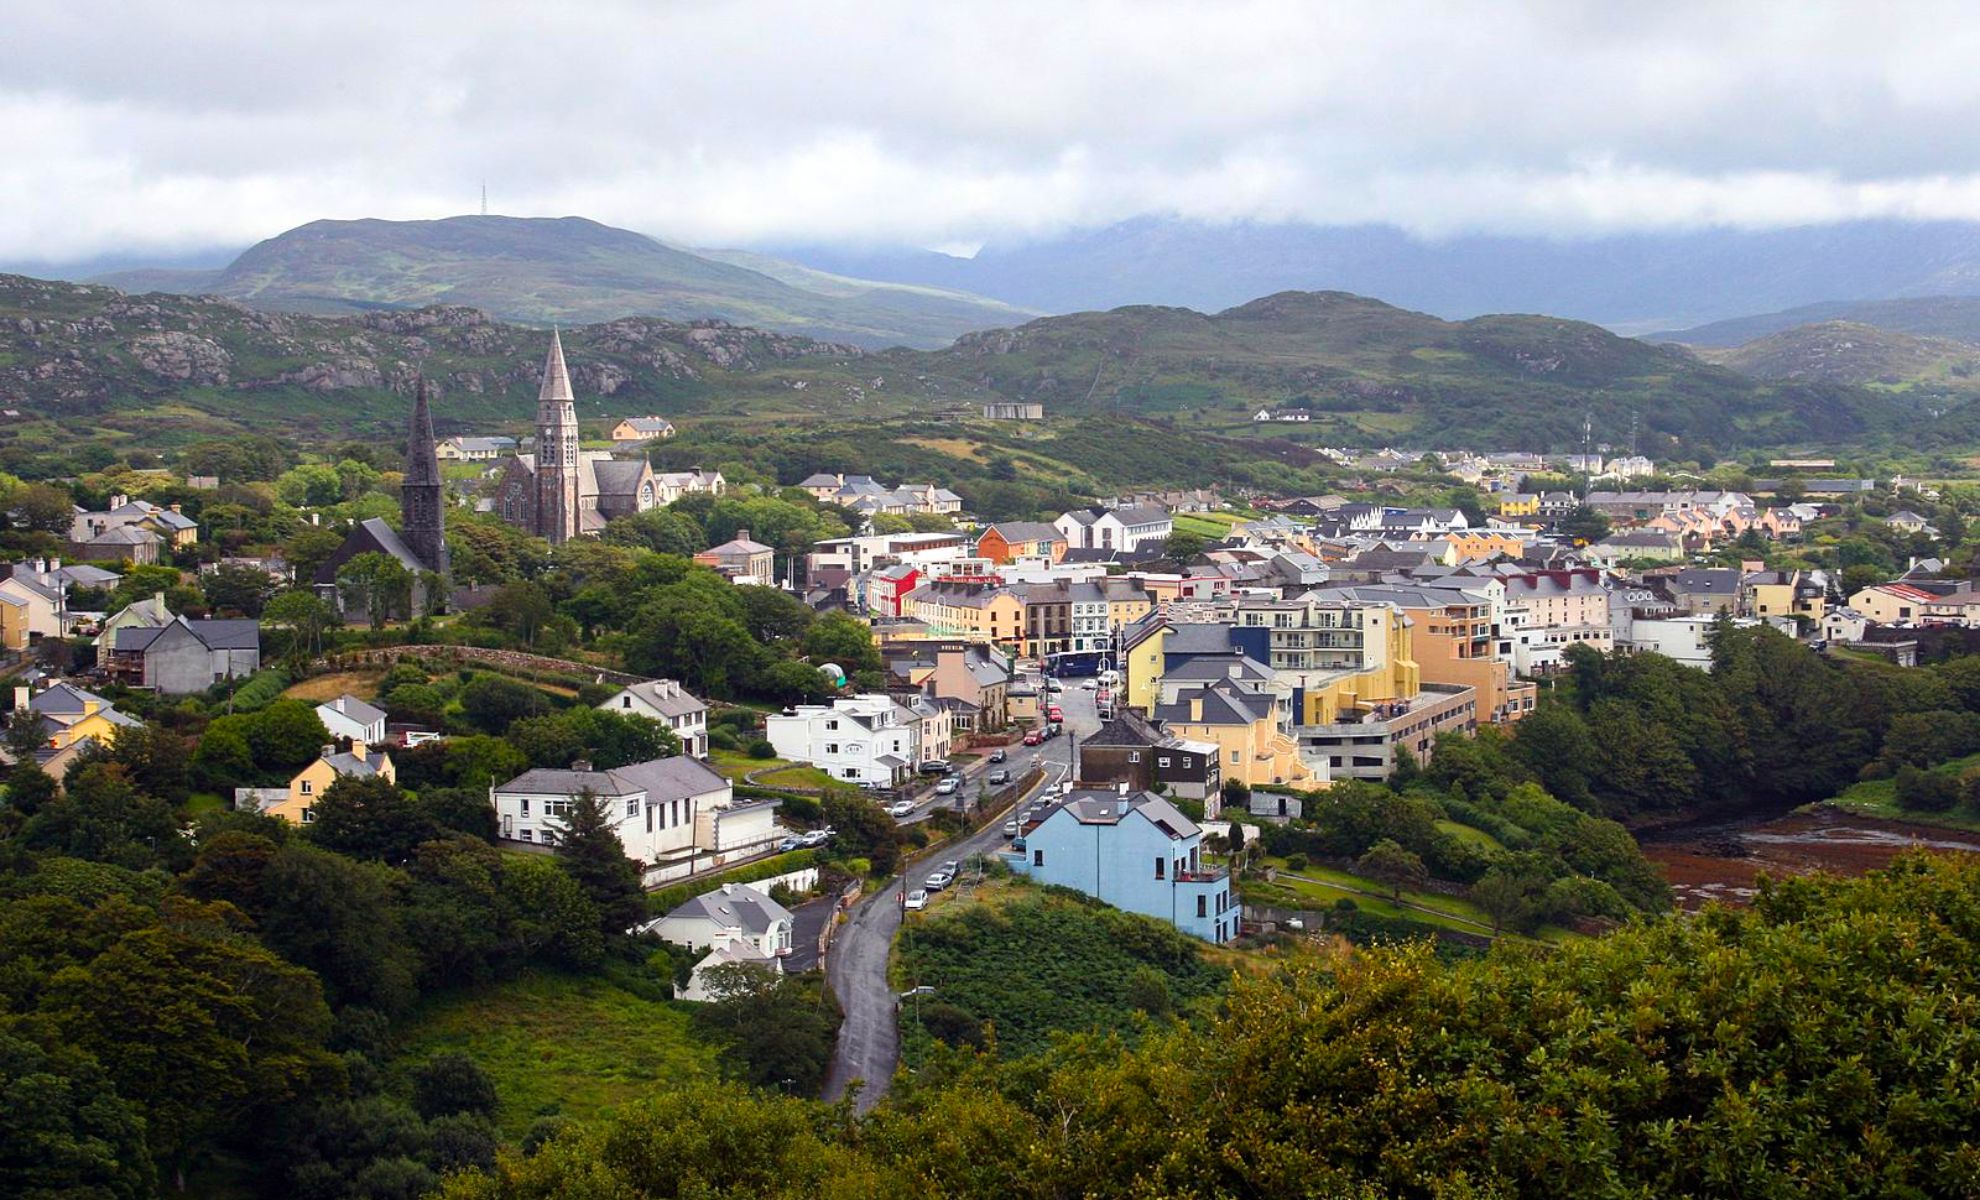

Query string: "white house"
[764, 693, 922, 786]
[315, 694, 387, 744]
[1056, 505, 1175, 554]
[650, 882, 795, 956]
[649, 882, 796, 1001]
[599, 679, 709, 757]
[489, 756, 778, 882]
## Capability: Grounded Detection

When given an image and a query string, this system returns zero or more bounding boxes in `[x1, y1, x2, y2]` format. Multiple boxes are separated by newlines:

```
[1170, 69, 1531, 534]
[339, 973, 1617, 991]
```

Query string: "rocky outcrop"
[129, 331, 232, 384]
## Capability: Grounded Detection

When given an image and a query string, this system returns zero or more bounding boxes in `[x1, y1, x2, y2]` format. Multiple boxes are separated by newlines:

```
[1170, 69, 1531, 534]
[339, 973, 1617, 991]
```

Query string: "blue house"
[1003, 787, 1236, 942]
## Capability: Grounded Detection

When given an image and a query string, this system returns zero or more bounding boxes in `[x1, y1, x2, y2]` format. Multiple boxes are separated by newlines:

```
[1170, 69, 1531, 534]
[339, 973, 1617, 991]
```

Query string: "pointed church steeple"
[533, 330, 581, 544]
[400, 376, 449, 578]
[539, 328, 574, 403]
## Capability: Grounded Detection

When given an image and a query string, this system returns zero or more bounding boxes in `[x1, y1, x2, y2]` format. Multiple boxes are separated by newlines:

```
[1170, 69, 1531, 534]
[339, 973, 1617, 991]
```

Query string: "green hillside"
[143, 215, 1030, 349]
[1694, 320, 1980, 392]
[1648, 295, 1980, 347]
[919, 291, 1910, 450]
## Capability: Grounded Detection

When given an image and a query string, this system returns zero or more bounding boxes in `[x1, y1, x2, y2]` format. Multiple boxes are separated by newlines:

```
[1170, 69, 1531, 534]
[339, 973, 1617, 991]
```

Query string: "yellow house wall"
[1124, 626, 1168, 715]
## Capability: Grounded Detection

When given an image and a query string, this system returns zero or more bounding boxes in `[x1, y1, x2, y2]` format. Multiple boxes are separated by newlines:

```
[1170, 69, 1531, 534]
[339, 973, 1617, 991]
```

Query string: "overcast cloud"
[10, 0, 1980, 262]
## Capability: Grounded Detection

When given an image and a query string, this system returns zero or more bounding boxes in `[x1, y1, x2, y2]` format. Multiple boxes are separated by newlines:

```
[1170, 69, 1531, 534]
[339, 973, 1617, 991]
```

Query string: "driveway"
[819, 680, 1097, 1111]
[786, 894, 837, 974]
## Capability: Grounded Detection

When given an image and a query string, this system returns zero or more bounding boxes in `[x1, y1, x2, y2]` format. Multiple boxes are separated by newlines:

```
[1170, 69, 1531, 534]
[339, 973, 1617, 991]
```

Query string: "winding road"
[820, 681, 1098, 1111]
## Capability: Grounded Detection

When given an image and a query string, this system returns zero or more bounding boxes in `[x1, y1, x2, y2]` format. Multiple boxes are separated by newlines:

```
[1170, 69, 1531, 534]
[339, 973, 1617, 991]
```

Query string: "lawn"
[1823, 752, 1980, 833]
[1435, 819, 1506, 851]
[393, 971, 718, 1140]
[1251, 856, 1567, 943]
[281, 669, 386, 702]
[708, 750, 837, 789]
[1172, 513, 1236, 539]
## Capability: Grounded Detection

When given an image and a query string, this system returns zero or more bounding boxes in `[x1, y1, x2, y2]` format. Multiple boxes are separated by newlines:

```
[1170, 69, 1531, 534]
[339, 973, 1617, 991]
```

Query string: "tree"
[1894, 763, 1960, 812]
[1163, 530, 1208, 569]
[1556, 504, 1611, 544]
[1471, 867, 1538, 934]
[255, 842, 421, 1013]
[0, 1023, 156, 1199]
[411, 1053, 500, 1123]
[338, 552, 414, 629]
[1356, 838, 1427, 901]
[247, 700, 332, 772]
[263, 588, 335, 660]
[459, 675, 548, 734]
[692, 966, 842, 1094]
[20, 763, 181, 870]
[555, 789, 647, 938]
[203, 563, 277, 616]
[1123, 965, 1174, 1018]
[481, 582, 556, 649]
[308, 775, 439, 864]
[802, 611, 881, 674]
[13, 482, 76, 534]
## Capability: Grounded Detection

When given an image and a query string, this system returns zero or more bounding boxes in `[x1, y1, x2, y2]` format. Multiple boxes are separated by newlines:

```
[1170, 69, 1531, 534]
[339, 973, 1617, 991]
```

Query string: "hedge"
[646, 848, 818, 915]
[227, 667, 291, 712]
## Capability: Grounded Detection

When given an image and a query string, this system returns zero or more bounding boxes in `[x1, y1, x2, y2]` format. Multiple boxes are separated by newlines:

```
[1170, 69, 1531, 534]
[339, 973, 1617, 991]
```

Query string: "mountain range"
[0, 272, 1928, 454]
[769, 216, 1980, 335]
[85, 216, 1030, 350]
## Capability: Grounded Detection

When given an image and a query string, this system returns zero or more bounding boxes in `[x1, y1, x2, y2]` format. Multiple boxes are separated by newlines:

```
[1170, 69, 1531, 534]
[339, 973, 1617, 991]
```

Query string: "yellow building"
[1441, 530, 1526, 565]
[1154, 679, 1314, 788]
[1744, 570, 1827, 627]
[1848, 583, 1938, 626]
[1121, 620, 1171, 716]
[1104, 581, 1155, 631]
[900, 583, 1025, 649]
[0, 592, 26, 652]
[265, 742, 397, 826]
[1496, 493, 1540, 517]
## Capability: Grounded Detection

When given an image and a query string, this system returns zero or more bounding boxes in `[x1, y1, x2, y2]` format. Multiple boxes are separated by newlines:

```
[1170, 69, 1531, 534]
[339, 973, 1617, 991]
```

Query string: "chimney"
[47, 557, 59, 573]
[12, 686, 27, 712]
[109, 493, 128, 510]
[571, 758, 593, 773]
[169, 502, 182, 514]
[1189, 696, 1204, 722]
[321, 744, 335, 759]
[334, 696, 346, 712]
[1117, 781, 1130, 796]
[351, 738, 368, 761]
[32, 557, 45, 576]
[737, 528, 750, 544]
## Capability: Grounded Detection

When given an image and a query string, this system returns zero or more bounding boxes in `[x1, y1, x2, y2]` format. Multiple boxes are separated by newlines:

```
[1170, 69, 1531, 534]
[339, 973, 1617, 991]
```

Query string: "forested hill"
[914, 290, 1912, 451]
[0, 273, 1945, 452]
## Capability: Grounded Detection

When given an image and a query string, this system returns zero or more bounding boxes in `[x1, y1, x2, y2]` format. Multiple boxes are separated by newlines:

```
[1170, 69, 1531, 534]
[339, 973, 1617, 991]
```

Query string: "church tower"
[534, 330, 582, 544]
[400, 377, 450, 578]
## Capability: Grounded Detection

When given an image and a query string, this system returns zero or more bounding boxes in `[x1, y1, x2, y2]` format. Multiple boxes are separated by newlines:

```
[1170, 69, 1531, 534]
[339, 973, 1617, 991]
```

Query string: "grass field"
[1823, 752, 1980, 832]
[281, 669, 386, 702]
[393, 971, 718, 1140]
[1251, 855, 1568, 943]
[1435, 819, 1506, 851]
[708, 749, 837, 789]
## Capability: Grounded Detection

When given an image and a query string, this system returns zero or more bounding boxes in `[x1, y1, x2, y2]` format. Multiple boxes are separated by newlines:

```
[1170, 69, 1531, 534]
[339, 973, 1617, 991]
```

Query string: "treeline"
[1467, 621, 1980, 821]
[444, 853, 1980, 1198]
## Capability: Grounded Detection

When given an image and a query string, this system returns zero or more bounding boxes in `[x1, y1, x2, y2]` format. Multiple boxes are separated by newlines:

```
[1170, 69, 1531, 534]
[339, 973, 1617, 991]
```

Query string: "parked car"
[1003, 819, 1020, 837]
[988, 769, 1011, 785]
[940, 860, 960, 874]
[925, 870, 955, 891]
[1081, 679, 1098, 689]
[887, 799, 916, 817]
[1046, 679, 1063, 693]
[904, 890, 928, 911]
[935, 777, 960, 795]
[989, 748, 1007, 763]
[1046, 705, 1064, 722]
[799, 828, 833, 847]
[777, 836, 803, 853]
[1022, 729, 1044, 746]
[918, 760, 954, 776]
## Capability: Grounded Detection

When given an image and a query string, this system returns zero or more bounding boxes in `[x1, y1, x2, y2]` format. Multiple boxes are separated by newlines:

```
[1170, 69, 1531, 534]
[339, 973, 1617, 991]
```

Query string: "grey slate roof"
[319, 694, 387, 727]
[667, 883, 793, 934]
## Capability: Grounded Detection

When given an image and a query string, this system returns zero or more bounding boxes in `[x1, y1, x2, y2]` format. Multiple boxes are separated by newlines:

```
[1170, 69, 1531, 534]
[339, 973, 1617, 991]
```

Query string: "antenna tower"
[480, 183, 487, 217]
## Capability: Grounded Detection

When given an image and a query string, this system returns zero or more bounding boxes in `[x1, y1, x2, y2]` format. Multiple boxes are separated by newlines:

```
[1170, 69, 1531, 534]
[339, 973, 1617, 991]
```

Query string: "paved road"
[820, 680, 1098, 1111]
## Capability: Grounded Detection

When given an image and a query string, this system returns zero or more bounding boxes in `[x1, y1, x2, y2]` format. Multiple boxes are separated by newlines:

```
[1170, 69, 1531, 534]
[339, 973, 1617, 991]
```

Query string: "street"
[819, 677, 1099, 1111]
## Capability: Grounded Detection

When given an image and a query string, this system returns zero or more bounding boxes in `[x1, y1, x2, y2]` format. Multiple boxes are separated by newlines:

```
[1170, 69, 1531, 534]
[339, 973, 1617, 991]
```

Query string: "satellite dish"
[818, 662, 846, 686]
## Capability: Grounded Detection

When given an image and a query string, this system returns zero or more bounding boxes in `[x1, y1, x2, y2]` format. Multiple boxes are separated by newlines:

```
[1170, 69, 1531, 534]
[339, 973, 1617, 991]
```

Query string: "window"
[826, 743, 839, 754]
[545, 800, 573, 818]
[520, 798, 530, 816]
[1032, 849, 1044, 867]
[1154, 857, 1165, 880]
[1230, 750, 1240, 763]
[519, 830, 533, 842]
[627, 799, 640, 818]
[1128, 751, 1140, 763]
[540, 831, 558, 846]
[1157, 756, 1171, 768]
[622, 696, 632, 708]
[301, 807, 315, 823]
[299, 779, 312, 795]
[1196, 895, 1206, 918]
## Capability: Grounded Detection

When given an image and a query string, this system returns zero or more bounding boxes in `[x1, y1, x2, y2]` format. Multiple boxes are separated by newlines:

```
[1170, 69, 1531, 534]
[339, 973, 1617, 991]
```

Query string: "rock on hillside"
[1691, 321, 1980, 389]
[0, 273, 863, 422]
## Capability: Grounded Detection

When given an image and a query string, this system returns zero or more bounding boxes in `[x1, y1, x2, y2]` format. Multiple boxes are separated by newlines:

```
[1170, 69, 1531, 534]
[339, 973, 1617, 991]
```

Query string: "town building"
[69, 497, 197, 563]
[764, 694, 926, 786]
[982, 402, 1044, 420]
[975, 521, 1068, 564]
[598, 679, 709, 757]
[1078, 709, 1222, 805]
[316, 694, 387, 744]
[694, 530, 776, 584]
[611, 416, 676, 442]
[245, 740, 398, 826]
[1054, 505, 1175, 554]
[106, 614, 260, 694]
[313, 380, 451, 614]
[1002, 787, 1236, 942]
[490, 755, 773, 882]
[434, 435, 517, 462]
[649, 883, 795, 1001]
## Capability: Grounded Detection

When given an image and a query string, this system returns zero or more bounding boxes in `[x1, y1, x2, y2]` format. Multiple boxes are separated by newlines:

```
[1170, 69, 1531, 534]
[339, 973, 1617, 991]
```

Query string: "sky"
[11, 0, 1980, 264]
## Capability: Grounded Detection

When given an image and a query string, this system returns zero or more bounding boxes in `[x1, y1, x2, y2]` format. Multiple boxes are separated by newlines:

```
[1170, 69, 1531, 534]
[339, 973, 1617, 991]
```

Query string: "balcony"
[1175, 867, 1228, 884]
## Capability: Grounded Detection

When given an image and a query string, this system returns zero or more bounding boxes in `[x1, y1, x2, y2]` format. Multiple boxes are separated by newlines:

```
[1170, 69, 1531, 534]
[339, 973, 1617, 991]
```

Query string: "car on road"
[988, 769, 1011, 785]
[887, 799, 916, 817]
[988, 748, 1007, 762]
[1046, 704, 1064, 721]
[1022, 728, 1044, 746]
[918, 760, 955, 776]
[777, 835, 802, 852]
[799, 828, 834, 847]
[924, 870, 955, 891]
[1081, 679, 1098, 689]
[1046, 679, 1063, 693]
[940, 859, 960, 874]
[904, 890, 928, 911]
[935, 777, 960, 795]
[1003, 819, 1019, 836]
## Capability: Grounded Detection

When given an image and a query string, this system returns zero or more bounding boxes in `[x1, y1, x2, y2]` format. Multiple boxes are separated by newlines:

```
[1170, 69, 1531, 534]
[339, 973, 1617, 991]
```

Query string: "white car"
[935, 777, 960, 795]
[888, 799, 916, 817]
[904, 889, 928, 911]
[924, 870, 955, 892]
[1003, 819, 1019, 837]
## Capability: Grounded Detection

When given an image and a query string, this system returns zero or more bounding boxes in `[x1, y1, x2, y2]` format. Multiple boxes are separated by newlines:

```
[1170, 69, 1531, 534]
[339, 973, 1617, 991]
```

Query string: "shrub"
[746, 739, 776, 760]
[1284, 854, 1308, 873]
[1894, 764, 1960, 812]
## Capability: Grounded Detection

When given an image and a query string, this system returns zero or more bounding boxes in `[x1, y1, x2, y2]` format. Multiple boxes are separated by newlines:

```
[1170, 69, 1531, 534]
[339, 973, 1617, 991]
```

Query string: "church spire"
[400, 375, 449, 578]
[539, 328, 574, 403]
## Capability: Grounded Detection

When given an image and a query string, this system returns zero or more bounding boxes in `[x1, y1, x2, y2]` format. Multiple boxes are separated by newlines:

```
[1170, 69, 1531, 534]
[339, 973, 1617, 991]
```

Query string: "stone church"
[495, 332, 661, 542]
[313, 377, 452, 612]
